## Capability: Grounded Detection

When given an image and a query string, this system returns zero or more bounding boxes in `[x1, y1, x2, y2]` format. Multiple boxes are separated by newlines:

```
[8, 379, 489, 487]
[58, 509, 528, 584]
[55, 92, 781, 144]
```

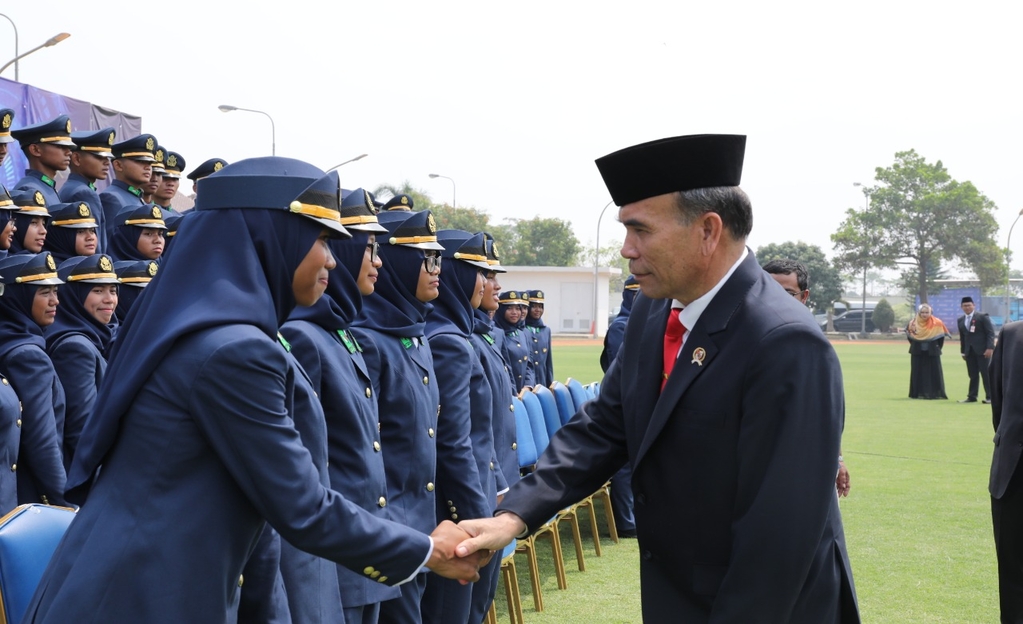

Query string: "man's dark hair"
[673, 186, 753, 239]
[763, 258, 809, 292]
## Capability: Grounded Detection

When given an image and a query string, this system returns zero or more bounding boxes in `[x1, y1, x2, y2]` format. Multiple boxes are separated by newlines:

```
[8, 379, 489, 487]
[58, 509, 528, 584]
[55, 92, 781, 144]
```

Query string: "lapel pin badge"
[691, 347, 706, 367]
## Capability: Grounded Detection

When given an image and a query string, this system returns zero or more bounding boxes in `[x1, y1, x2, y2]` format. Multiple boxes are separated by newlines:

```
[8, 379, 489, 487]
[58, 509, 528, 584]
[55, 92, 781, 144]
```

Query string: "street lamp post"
[853, 182, 870, 336]
[1005, 208, 1023, 324]
[427, 173, 456, 209]
[326, 154, 368, 171]
[593, 200, 615, 338]
[218, 105, 275, 156]
[0, 30, 70, 81]
[0, 14, 18, 82]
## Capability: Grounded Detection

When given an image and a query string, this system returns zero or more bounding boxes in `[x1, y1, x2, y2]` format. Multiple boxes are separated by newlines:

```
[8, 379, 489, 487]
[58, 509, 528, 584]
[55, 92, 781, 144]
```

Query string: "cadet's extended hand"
[427, 520, 487, 584]
[455, 513, 525, 559]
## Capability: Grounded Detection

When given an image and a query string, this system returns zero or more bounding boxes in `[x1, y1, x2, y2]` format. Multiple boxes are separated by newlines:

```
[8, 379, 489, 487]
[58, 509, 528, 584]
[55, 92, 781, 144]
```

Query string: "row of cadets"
[0, 252, 67, 506]
[421, 230, 502, 624]
[350, 208, 444, 623]
[495, 290, 535, 391]
[280, 186, 396, 623]
[99, 133, 156, 245]
[524, 289, 554, 387]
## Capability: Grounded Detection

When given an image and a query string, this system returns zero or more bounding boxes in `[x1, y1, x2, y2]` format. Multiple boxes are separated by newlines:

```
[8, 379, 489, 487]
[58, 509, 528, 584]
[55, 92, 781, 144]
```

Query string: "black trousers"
[965, 351, 992, 400]
[993, 470, 1023, 623]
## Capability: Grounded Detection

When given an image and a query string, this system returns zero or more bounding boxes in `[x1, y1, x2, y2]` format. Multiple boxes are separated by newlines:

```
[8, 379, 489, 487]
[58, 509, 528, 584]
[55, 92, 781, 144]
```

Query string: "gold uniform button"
[511, 442, 517, 450]
[371, 570, 381, 579]
[365, 387, 372, 398]
[423, 376, 429, 385]
[509, 404, 515, 412]
[490, 462, 495, 470]
[451, 514, 458, 520]
[10, 464, 15, 472]
[450, 506, 457, 512]
[373, 441, 381, 452]
[16, 419, 21, 428]
[516, 343, 521, 347]
[428, 428, 435, 438]
[543, 348, 548, 353]
[426, 482, 435, 492]
[378, 576, 388, 583]
[1, 378, 6, 385]
[364, 566, 375, 576]
[378, 497, 387, 508]
[238, 575, 244, 588]
[447, 500, 454, 506]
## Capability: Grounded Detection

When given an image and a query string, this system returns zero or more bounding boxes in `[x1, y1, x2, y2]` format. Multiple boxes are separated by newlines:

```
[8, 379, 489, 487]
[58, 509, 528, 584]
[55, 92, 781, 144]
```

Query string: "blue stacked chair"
[0, 504, 77, 624]
[550, 381, 575, 426]
[533, 385, 562, 440]
[565, 378, 591, 412]
[520, 390, 550, 454]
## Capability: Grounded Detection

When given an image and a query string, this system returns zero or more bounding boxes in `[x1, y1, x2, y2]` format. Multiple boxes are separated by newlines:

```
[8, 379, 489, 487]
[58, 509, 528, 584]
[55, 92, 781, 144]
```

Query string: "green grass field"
[490, 341, 1000, 623]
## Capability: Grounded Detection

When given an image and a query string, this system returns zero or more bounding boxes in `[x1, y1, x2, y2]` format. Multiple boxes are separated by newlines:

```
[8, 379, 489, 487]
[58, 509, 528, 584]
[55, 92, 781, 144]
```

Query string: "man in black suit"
[957, 296, 995, 403]
[989, 321, 1023, 621]
[455, 134, 859, 622]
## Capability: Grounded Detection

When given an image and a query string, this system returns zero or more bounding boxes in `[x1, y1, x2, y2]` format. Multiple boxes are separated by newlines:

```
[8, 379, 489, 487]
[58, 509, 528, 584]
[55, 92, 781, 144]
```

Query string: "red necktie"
[662, 308, 686, 391]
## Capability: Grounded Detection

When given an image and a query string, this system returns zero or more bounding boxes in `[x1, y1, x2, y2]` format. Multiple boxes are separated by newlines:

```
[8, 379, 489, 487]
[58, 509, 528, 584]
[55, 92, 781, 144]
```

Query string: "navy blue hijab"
[108, 220, 156, 262]
[495, 303, 526, 333]
[426, 231, 485, 339]
[288, 231, 369, 330]
[44, 257, 117, 358]
[67, 157, 332, 503]
[0, 279, 46, 360]
[8, 212, 46, 254]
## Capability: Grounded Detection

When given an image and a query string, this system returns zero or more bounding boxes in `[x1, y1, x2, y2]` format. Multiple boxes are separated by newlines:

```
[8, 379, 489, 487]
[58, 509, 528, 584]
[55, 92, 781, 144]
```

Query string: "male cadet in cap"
[154, 151, 185, 213]
[186, 157, 228, 202]
[456, 134, 859, 622]
[60, 128, 116, 254]
[0, 108, 16, 167]
[100, 133, 156, 242]
[142, 145, 166, 204]
[10, 114, 76, 207]
[382, 193, 414, 211]
[524, 289, 554, 388]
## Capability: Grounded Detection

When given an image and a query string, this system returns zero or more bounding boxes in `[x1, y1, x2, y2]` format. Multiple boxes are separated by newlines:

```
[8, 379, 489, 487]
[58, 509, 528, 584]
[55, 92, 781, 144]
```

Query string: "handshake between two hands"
[426, 514, 527, 584]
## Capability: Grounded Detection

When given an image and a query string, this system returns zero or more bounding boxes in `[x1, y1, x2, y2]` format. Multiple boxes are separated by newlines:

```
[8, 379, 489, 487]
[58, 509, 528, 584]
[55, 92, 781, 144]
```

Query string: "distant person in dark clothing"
[906, 303, 950, 400]
[958, 296, 995, 404]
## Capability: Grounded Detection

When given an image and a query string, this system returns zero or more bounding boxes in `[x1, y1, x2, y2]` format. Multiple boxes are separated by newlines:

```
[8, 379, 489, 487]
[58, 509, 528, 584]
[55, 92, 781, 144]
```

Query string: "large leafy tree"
[832, 150, 1004, 304]
[756, 241, 843, 314]
[501, 217, 581, 266]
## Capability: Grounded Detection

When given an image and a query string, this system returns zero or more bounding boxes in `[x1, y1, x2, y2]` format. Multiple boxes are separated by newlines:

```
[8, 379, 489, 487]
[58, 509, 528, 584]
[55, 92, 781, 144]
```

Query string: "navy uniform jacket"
[99, 180, 143, 241]
[501, 328, 534, 392]
[14, 170, 61, 207]
[990, 321, 1023, 498]
[23, 326, 433, 624]
[0, 374, 22, 515]
[0, 345, 67, 506]
[526, 323, 554, 388]
[601, 315, 628, 372]
[280, 319, 400, 609]
[278, 345, 345, 624]
[497, 254, 860, 622]
[349, 327, 440, 536]
[47, 334, 105, 472]
[58, 172, 107, 253]
[471, 312, 518, 491]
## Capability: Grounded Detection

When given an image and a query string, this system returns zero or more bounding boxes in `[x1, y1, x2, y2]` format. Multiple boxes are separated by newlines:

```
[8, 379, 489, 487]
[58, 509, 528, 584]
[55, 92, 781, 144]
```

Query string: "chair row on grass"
[487, 378, 617, 624]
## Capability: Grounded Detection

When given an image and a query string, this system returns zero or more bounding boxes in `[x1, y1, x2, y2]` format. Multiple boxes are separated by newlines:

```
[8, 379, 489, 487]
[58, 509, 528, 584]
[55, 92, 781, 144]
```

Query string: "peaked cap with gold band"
[482, 233, 507, 274]
[187, 157, 228, 181]
[111, 134, 158, 162]
[624, 274, 640, 291]
[163, 152, 186, 179]
[0, 108, 16, 144]
[57, 254, 119, 284]
[0, 252, 64, 286]
[11, 189, 51, 217]
[194, 157, 349, 237]
[595, 134, 746, 206]
[114, 259, 158, 287]
[527, 289, 545, 304]
[339, 187, 388, 234]
[9, 114, 76, 148]
[377, 209, 444, 251]
[436, 229, 491, 270]
[498, 290, 528, 306]
[151, 145, 167, 174]
[0, 185, 15, 211]
[70, 128, 116, 159]
[382, 193, 414, 211]
[117, 203, 167, 229]
[48, 201, 98, 228]
[163, 212, 184, 238]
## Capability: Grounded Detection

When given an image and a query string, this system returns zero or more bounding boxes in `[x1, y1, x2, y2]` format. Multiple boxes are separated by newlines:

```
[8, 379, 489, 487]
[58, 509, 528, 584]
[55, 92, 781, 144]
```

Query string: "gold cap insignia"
[691, 347, 706, 367]
[107, 132, 115, 146]
[401, 196, 409, 205]
[509, 291, 517, 298]
[2, 113, 10, 129]
[145, 137, 155, 151]
[46, 254, 56, 271]
[167, 154, 177, 167]
[147, 262, 158, 276]
[154, 149, 164, 163]
[152, 206, 162, 219]
[537, 291, 544, 298]
[65, 119, 72, 133]
[99, 255, 112, 271]
[33, 191, 45, 206]
[427, 213, 437, 233]
[78, 203, 90, 217]
[492, 242, 500, 259]
[213, 161, 224, 172]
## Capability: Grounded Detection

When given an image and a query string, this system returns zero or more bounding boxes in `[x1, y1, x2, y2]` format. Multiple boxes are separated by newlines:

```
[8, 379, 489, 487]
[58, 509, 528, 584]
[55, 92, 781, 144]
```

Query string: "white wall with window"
[499, 266, 621, 337]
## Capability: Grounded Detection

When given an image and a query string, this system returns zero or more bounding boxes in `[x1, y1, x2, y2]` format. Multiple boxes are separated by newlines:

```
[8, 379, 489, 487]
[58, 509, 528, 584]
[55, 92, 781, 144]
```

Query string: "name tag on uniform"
[970, 325, 976, 333]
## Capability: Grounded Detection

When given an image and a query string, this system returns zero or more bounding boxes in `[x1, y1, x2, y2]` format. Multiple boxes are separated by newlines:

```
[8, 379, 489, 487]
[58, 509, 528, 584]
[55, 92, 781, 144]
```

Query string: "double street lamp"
[0, 17, 70, 82]
[852, 182, 871, 336]
[218, 105, 275, 156]
[428, 173, 456, 209]
[326, 154, 368, 171]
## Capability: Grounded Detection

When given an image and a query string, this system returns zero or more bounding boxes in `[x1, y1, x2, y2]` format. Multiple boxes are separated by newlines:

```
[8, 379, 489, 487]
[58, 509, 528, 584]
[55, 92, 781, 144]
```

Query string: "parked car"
[821, 309, 875, 333]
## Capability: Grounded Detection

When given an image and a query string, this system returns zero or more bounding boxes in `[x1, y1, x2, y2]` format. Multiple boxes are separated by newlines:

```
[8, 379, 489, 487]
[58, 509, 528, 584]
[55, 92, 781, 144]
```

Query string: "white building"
[499, 266, 622, 338]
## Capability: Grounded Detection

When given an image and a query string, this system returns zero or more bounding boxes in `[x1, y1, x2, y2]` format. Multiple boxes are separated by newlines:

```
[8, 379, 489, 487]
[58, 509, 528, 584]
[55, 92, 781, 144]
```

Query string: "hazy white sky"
[6, 1, 1021, 272]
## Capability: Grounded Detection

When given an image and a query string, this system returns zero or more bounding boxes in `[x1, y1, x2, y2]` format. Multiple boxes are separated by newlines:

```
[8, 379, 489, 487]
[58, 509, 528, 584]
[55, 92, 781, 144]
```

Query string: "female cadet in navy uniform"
[108, 203, 166, 262]
[281, 187, 395, 624]
[7, 190, 50, 254]
[0, 252, 67, 506]
[0, 367, 21, 516]
[0, 186, 18, 258]
[42, 202, 99, 262]
[350, 209, 445, 624]
[112, 260, 156, 323]
[495, 291, 534, 392]
[45, 254, 118, 471]
[23, 158, 484, 624]
[525, 290, 554, 388]
[421, 231, 502, 624]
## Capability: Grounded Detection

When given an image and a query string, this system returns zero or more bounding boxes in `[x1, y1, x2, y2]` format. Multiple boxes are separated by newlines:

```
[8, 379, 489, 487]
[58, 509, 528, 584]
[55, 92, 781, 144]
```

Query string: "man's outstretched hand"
[427, 520, 492, 584]
[454, 513, 526, 559]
